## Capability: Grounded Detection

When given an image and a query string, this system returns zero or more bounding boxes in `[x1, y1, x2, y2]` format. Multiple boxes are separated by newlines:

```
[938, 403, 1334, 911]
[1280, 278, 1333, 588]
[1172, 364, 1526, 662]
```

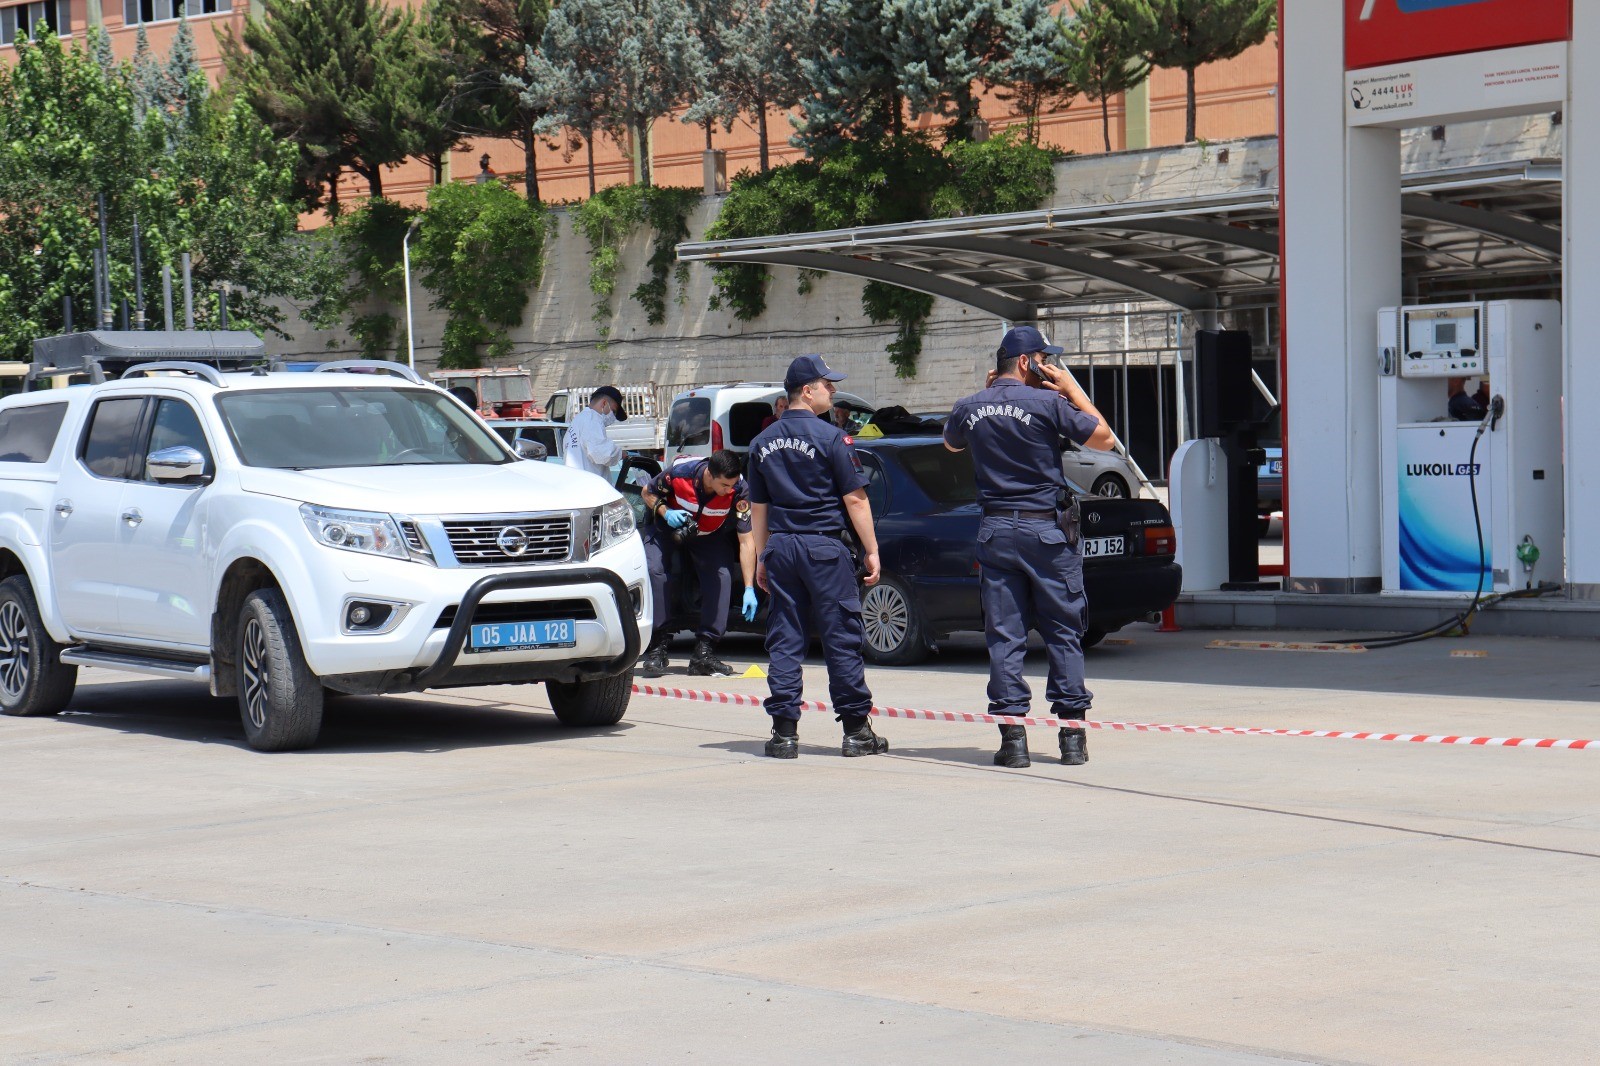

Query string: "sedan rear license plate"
[1082, 535, 1125, 558]
[468, 619, 576, 652]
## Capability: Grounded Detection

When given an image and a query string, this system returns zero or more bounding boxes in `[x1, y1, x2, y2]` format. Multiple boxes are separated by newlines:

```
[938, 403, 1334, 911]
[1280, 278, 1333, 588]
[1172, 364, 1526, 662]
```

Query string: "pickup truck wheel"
[238, 589, 324, 752]
[0, 575, 77, 717]
[547, 670, 632, 728]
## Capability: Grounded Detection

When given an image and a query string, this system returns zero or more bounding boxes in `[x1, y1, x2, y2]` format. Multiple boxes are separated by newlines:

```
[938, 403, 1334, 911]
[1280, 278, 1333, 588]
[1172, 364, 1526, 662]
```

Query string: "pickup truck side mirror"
[147, 445, 211, 484]
[514, 439, 548, 461]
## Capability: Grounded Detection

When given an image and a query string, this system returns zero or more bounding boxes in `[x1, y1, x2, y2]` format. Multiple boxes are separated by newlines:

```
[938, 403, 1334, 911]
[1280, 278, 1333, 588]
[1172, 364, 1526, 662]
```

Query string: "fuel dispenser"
[1378, 300, 1563, 594]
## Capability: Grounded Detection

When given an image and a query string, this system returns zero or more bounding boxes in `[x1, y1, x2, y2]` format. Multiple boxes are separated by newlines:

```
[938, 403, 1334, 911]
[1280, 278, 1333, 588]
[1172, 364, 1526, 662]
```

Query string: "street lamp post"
[402, 216, 423, 371]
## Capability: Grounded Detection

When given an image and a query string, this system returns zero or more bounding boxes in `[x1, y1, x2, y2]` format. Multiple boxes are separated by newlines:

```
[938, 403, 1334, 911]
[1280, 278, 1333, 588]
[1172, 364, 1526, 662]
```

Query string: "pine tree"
[1124, 0, 1274, 143]
[681, 0, 737, 153]
[368, 10, 462, 187]
[131, 24, 164, 121]
[431, 0, 551, 202]
[882, 0, 1016, 140]
[991, 0, 1074, 145]
[696, 0, 812, 171]
[794, 0, 903, 154]
[89, 24, 115, 77]
[523, 0, 704, 188]
[1063, 0, 1150, 152]
[163, 18, 202, 116]
[221, 0, 412, 207]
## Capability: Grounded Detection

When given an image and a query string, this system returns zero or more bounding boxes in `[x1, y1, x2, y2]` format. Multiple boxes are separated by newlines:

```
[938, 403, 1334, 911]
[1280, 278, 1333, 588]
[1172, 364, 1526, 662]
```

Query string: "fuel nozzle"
[1517, 535, 1540, 587]
[1490, 394, 1505, 430]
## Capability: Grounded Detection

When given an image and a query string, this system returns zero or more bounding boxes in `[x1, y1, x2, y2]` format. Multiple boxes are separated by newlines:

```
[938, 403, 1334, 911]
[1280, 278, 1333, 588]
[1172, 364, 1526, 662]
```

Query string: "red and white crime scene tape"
[630, 683, 1598, 751]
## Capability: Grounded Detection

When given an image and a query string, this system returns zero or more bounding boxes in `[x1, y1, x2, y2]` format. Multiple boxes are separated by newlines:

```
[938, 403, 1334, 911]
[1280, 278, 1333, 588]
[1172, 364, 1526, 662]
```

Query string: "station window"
[0, 0, 70, 45]
[122, 0, 228, 26]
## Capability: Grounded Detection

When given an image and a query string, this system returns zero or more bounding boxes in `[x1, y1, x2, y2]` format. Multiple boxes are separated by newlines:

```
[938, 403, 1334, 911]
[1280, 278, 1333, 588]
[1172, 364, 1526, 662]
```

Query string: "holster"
[1055, 488, 1081, 548]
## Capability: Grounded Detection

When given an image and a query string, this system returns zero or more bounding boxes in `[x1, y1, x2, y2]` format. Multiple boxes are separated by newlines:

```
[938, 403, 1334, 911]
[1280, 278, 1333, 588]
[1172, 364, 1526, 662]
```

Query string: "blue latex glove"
[741, 586, 759, 622]
[663, 509, 692, 529]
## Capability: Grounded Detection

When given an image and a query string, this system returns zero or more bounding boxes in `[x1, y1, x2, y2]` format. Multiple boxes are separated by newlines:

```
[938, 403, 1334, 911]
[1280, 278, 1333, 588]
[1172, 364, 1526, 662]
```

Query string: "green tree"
[990, 1, 1075, 145]
[432, 0, 551, 201]
[0, 29, 309, 357]
[413, 181, 549, 367]
[221, 0, 413, 208]
[1124, 0, 1274, 143]
[703, 0, 816, 171]
[131, 24, 164, 121]
[162, 19, 204, 121]
[369, 11, 463, 188]
[882, 0, 1017, 140]
[681, 0, 737, 154]
[519, 0, 704, 187]
[1064, 0, 1149, 152]
[794, 0, 903, 153]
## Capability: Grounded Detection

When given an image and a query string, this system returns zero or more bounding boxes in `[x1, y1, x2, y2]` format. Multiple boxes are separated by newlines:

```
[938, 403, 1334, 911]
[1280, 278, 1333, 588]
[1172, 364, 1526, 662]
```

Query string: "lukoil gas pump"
[1378, 300, 1563, 594]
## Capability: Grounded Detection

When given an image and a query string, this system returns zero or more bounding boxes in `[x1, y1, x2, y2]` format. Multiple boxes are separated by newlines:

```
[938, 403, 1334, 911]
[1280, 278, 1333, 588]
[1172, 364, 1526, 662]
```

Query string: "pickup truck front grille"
[441, 515, 573, 565]
[434, 598, 598, 629]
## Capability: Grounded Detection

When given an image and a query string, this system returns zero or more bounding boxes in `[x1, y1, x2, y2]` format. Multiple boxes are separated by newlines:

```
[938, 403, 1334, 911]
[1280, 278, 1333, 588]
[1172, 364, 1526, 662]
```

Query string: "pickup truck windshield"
[215, 387, 511, 469]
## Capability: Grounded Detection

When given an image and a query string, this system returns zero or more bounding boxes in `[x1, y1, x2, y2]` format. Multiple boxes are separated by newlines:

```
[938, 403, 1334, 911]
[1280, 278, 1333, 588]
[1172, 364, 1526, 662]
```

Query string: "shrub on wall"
[413, 181, 549, 368]
[574, 184, 699, 342]
[300, 197, 418, 359]
[706, 130, 1058, 377]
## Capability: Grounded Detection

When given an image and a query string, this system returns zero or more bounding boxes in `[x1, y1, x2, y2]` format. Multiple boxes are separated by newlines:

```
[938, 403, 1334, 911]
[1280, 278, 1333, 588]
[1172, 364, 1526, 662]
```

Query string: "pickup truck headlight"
[596, 497, 636, 552]
[300, 505, 412, 561]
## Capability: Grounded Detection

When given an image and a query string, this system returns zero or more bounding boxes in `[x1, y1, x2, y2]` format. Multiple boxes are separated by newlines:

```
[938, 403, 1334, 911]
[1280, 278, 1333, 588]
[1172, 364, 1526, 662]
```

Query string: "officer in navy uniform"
[747, 355, 886, 759]
[944, 325, 1115, 768]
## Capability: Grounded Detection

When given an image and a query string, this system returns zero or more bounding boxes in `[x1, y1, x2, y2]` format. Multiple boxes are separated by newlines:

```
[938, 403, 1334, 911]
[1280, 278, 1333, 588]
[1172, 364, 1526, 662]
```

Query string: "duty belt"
[983, 508, 1057, 521]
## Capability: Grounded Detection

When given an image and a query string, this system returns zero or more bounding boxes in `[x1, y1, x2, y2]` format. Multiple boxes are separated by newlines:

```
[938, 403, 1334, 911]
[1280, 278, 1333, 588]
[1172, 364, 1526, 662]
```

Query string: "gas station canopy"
[676, 159, 1561, 320]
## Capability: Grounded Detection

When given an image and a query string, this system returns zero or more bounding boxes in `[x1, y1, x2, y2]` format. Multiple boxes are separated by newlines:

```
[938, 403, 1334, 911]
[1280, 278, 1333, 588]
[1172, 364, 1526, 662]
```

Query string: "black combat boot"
[994, 724, 1030, 768]
[1058, 726, 1089, 766]
[687, 639, 734, 677]
[637, 637, 670, 678]
[840, 716, 889, 757]
[765, 717, 798, 759]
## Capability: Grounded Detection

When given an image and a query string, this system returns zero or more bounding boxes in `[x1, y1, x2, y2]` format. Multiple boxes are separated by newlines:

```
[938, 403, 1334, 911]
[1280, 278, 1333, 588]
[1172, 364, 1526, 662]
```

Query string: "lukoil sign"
[1346, 0, 1571, 71]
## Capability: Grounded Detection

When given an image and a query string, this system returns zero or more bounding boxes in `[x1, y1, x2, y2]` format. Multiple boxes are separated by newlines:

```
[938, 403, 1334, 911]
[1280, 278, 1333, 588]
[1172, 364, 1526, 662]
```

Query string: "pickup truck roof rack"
[309, 360, 430, 386]
[28, 330, 267, 388]
[120, 361, 233, 387]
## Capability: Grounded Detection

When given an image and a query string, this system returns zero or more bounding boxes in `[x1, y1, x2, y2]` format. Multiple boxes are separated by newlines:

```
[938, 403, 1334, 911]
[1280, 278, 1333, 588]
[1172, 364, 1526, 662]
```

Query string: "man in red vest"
[637, 450, 758, 677]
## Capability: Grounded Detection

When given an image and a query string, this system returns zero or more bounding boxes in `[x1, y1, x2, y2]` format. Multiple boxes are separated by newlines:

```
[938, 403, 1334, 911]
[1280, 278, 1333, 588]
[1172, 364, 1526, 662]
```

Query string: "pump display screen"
[1400, 306, 1482, 378]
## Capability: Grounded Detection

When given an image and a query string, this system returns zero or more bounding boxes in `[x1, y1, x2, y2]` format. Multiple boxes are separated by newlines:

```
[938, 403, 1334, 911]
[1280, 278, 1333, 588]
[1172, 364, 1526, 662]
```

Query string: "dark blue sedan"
[852, 436, 1183, 664]
[618, 439, 1183, 666]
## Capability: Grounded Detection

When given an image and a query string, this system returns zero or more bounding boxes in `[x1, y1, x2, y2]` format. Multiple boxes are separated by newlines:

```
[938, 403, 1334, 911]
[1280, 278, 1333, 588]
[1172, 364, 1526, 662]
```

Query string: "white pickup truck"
[0, 357, 649, 751]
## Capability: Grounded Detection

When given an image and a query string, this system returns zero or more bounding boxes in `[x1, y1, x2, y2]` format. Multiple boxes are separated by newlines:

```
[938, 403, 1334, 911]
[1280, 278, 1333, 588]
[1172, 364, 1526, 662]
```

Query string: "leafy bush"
[574, 184, 699, 336]
[414, 181, 548, 368]
[300, 197, 417, 359]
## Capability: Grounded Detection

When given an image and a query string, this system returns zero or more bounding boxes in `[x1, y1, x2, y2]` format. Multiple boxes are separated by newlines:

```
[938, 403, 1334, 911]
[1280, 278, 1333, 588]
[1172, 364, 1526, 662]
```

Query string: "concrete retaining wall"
[269, 116, 1558, 411]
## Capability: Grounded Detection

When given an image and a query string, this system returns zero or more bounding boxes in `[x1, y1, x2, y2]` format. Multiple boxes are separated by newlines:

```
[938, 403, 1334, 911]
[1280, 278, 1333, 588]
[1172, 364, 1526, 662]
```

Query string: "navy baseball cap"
[591, 385, 628, 420]
[999, 325, 1064, 360]
[783, 354, 848, 392]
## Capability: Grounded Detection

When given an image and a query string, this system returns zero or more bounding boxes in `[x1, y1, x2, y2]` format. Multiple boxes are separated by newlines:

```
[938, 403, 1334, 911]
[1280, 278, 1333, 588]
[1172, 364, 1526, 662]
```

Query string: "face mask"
[599, 409, 618, 427]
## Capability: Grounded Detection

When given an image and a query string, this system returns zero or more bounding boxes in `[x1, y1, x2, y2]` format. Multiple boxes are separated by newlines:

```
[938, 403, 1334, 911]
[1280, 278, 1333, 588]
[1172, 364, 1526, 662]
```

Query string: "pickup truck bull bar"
[403, 569, 642, 690]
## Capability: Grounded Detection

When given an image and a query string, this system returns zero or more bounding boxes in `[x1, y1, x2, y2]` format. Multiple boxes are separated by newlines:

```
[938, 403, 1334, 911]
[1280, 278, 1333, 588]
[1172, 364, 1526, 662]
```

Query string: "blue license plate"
[469, 619, 576, 652]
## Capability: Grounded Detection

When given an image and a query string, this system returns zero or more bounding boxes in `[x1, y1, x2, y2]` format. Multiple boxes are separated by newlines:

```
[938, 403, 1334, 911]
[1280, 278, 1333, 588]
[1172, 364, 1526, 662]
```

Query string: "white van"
[662, 383, 875, 465]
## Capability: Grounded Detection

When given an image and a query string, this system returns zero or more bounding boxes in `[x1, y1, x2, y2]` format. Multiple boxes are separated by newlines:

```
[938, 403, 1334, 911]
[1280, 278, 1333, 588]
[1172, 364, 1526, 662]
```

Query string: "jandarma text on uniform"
[964, 404, 1034, 429]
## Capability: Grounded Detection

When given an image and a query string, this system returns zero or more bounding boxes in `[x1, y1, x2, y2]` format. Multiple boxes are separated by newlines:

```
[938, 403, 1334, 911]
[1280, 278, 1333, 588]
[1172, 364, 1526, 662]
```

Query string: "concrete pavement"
[2, 626, 1597, 1064]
